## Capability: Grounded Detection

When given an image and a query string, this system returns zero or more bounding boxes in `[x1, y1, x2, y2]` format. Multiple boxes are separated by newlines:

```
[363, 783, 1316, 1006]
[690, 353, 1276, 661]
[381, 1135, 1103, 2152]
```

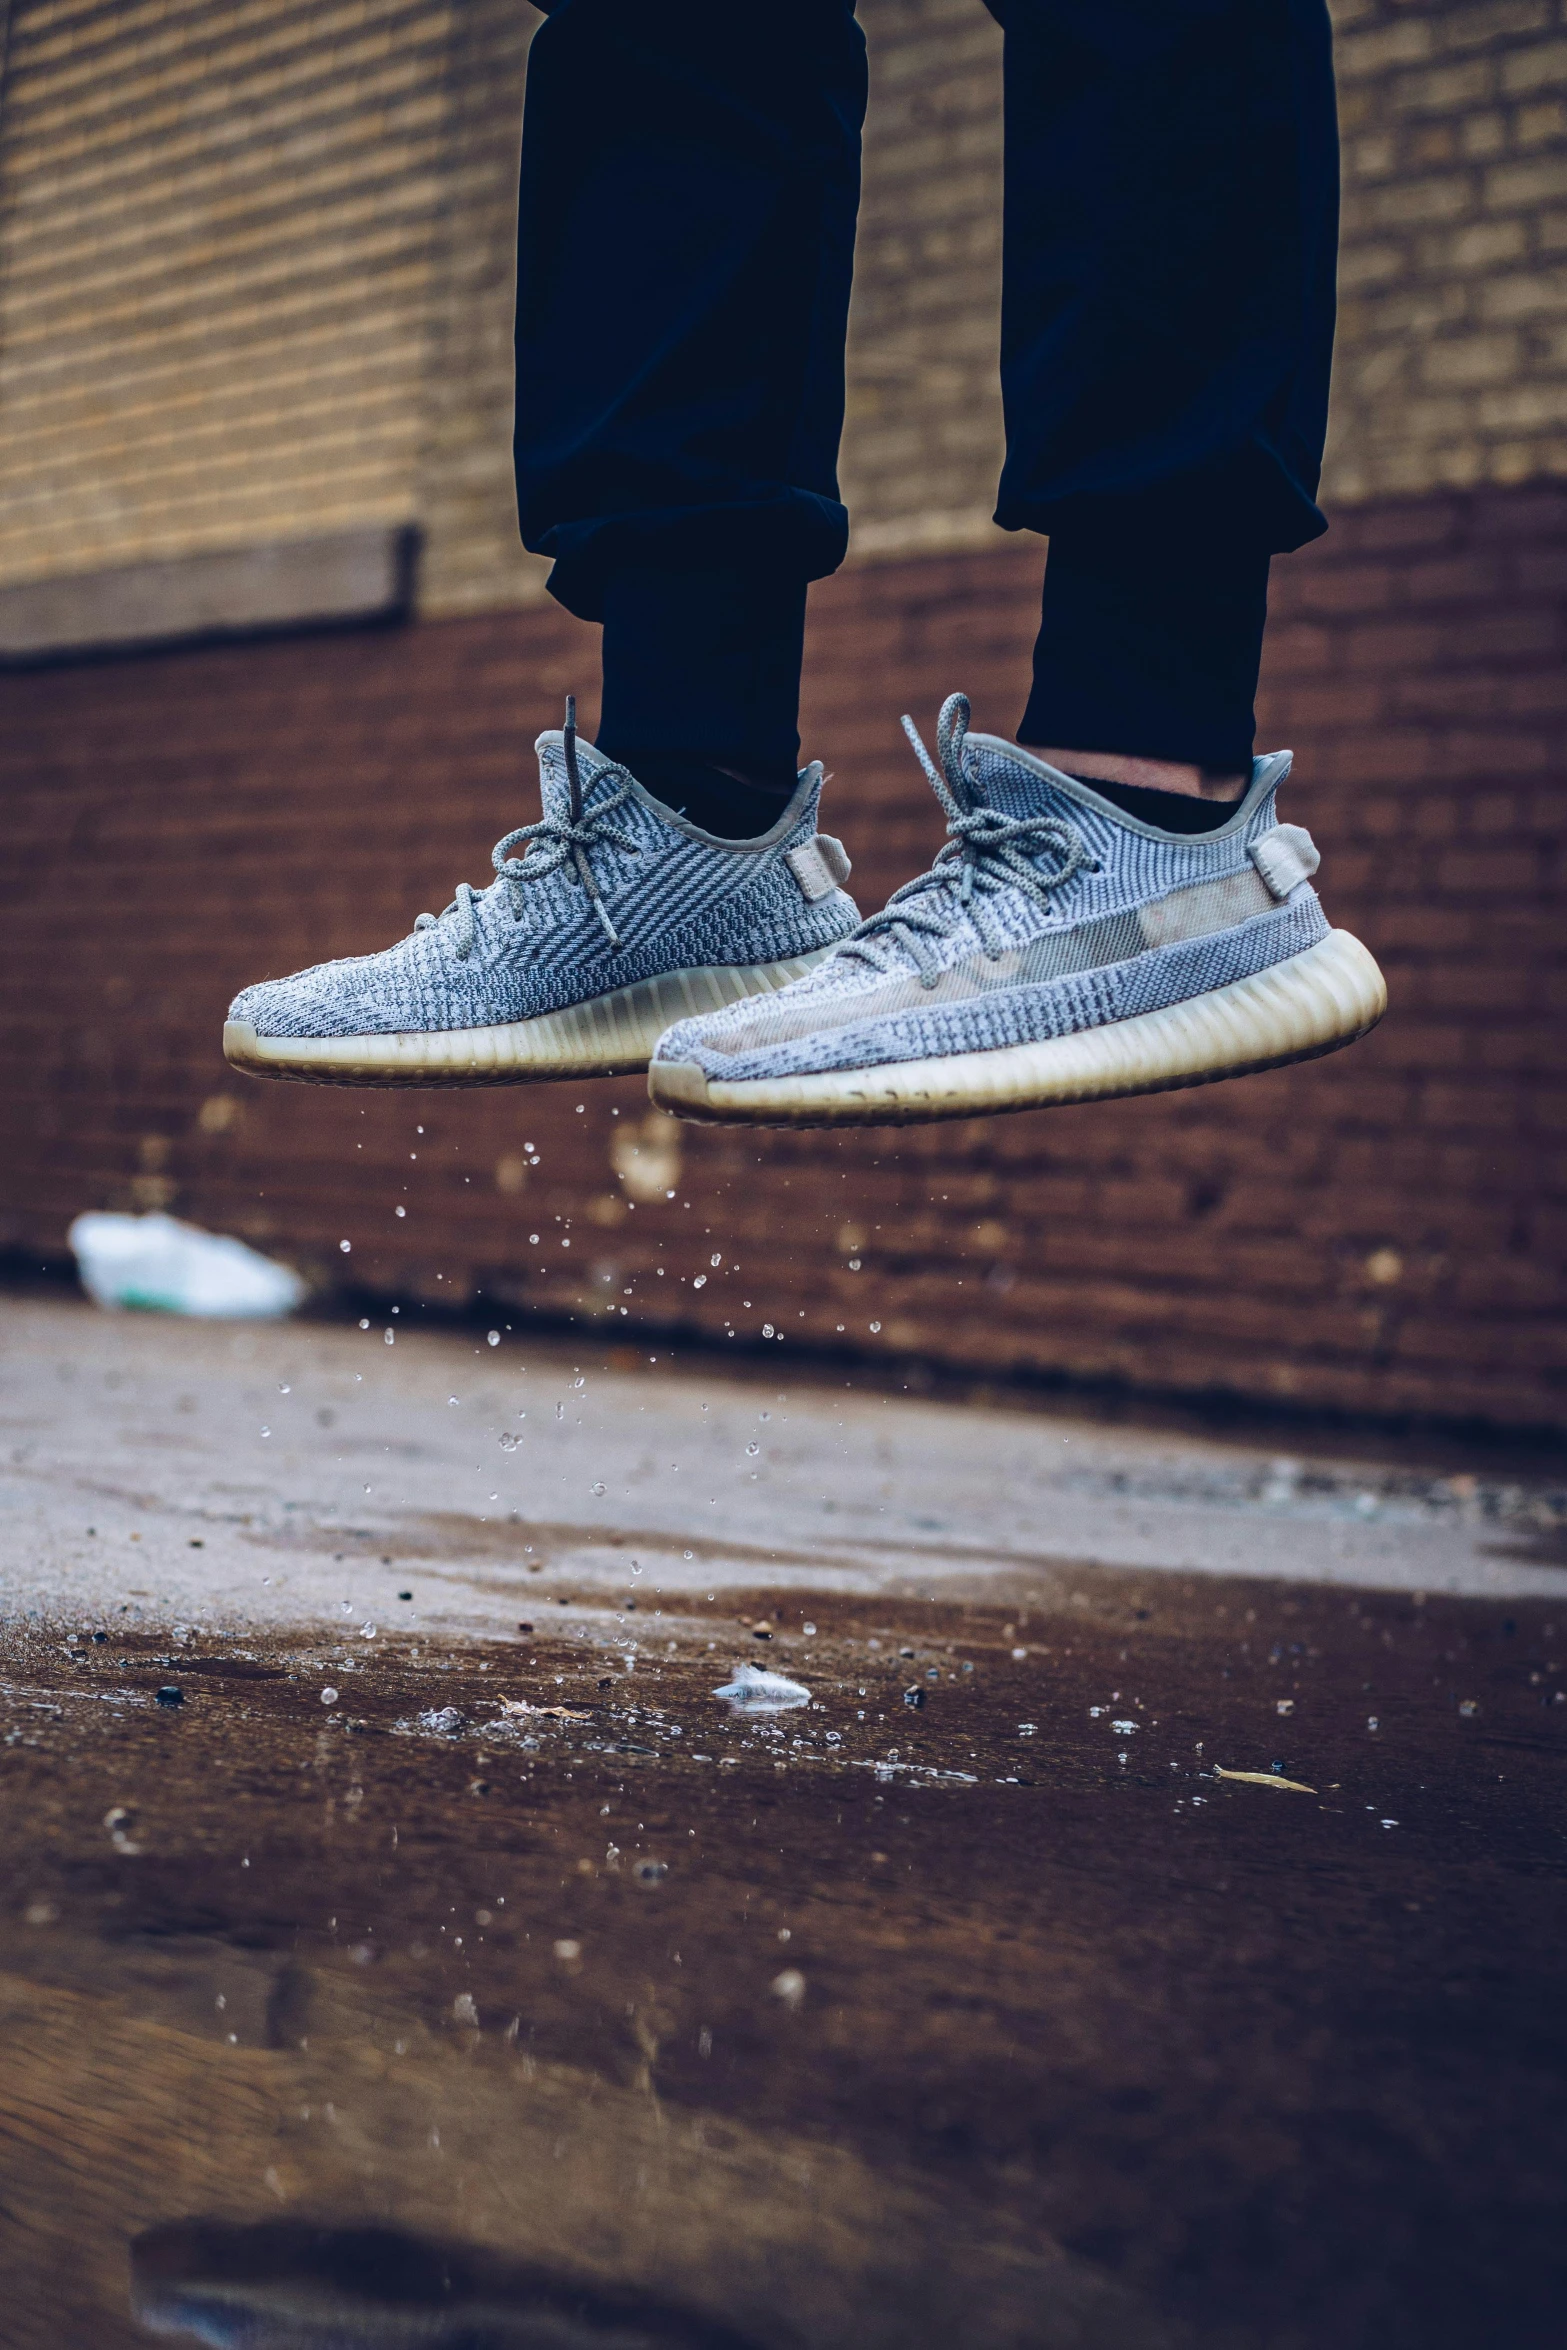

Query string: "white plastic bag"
[68, 1212, 306, 1319]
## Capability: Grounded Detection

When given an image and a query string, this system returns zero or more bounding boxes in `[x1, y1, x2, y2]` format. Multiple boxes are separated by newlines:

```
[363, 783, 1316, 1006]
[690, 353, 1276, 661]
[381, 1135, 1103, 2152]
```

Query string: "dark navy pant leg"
[999, 0, 1340, 767]
[513, 0, 866, 626]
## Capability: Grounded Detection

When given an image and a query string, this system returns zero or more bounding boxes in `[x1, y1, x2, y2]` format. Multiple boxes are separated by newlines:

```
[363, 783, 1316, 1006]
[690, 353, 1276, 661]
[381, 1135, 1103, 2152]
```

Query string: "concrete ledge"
[0, 525, 420, 661]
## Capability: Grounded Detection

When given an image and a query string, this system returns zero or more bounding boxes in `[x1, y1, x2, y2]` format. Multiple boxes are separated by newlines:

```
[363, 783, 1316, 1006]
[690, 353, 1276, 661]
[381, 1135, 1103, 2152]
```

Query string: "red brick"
[3, 480, 1566, 1430]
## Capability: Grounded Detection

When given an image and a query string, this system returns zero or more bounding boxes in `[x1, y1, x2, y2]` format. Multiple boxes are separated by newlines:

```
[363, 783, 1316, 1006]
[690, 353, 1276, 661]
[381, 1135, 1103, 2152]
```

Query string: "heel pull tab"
[785, 835, 853, 904]
[1250, 823, 1320, 900]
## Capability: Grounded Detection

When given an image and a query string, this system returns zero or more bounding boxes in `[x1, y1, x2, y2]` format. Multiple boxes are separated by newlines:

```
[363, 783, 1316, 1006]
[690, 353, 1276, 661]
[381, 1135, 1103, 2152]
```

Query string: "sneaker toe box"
[227, 957, 406, 1039]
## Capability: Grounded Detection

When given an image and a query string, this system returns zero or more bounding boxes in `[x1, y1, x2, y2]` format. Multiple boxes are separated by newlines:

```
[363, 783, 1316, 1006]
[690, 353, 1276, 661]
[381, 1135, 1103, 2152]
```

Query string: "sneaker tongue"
[535, 729, 622, 824]
[964, 738, 1084, 826]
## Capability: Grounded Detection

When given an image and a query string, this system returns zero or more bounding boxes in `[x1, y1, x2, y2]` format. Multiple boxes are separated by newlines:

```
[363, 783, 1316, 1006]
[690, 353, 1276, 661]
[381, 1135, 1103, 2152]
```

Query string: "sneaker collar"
[533, 728, 823, 851]
[964, 733, 1292, 840]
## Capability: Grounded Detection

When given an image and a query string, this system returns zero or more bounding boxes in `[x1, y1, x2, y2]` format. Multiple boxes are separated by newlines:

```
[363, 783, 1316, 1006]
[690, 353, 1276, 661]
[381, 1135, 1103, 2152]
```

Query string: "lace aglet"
[563, 692, 583, 824]
[593, 898, 621, 951]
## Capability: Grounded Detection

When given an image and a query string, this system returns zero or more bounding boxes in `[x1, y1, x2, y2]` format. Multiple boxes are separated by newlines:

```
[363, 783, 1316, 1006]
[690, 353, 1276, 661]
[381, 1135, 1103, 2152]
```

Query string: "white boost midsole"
[223, 951, 832, 1086]
[647, 929, 1387, 1127]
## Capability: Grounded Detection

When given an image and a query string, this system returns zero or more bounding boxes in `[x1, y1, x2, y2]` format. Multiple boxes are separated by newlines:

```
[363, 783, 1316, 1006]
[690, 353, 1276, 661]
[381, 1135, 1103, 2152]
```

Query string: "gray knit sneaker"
[224, 707, 859, 1085]
[648, 692, 1385, 1128]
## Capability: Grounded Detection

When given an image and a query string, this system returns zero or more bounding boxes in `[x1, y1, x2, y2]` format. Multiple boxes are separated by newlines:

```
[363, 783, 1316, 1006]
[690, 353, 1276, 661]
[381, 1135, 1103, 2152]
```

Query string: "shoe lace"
[414, 696, 641, 957]
[840, 692, 1097, 985]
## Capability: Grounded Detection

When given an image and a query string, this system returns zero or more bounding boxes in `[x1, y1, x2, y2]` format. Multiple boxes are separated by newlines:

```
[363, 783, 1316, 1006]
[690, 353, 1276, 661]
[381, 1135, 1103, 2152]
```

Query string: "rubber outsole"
[646, 928, 1388, 1129]
[222, 951, 832, 1087]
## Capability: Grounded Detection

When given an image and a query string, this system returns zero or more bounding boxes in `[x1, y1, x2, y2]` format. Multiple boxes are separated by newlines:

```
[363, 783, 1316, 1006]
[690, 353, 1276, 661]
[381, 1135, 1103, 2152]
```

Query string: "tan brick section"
[0, 0, 458, 586]
[839, 0, 1007, 563]
[4, 2, 1567, 604]
[1331, 0, 1567, 500]
[411, 0, 545, 618]
[3, 483, 1565, 1430]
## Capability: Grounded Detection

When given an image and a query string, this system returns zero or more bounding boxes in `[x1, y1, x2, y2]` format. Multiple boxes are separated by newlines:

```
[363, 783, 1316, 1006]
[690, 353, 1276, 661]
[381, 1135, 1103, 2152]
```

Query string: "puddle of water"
[3, 1576, 1566, 2348]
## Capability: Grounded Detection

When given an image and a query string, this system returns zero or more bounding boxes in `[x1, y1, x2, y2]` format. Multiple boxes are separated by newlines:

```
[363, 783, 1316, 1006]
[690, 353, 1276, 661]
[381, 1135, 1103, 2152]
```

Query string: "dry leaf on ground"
[1214, 1766, 1317, 1794]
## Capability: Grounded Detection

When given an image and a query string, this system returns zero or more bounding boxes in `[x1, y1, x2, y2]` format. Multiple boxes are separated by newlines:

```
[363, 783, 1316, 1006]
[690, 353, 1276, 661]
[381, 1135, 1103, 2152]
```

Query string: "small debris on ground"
[498, 1698, 592, 1724]
[713, 1663, 810, 1712]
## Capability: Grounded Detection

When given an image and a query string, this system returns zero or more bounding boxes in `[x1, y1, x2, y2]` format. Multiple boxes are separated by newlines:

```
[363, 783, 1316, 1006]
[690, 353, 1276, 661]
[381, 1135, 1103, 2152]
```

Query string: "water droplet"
[710, 1253, 722, 1267]
[869, 1321, 882, 1334]
[693, 1275, 707, 1289]
[487, 1331, 500, 1347]
[278, 1384, 290, 1394]
[260, 1426, 270, 1439]
[321, 1688, 339, 1706]
[746, 1442, 759, 1457]
[682, 1551, 693, 1561]
[384, 1330, 395, 1346]
[499, 1432, 521, 1451]
[591, 1481, 606, 1497]
[359, 1317, 370, 1330]
[394, 1205, 406, 1219]
[360, 1623, 376, 1639]
[339, 1239, 352, 1253]
[759, 1411, 771, 1422]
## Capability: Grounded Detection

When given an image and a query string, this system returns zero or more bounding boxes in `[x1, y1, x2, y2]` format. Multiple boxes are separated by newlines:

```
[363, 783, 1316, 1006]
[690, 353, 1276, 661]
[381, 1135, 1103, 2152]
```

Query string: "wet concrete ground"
[3, 1296, 1567, 2347]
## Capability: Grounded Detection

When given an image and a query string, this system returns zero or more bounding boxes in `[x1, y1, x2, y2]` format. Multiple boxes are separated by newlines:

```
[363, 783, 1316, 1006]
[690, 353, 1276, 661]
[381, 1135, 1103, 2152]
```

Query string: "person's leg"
[648, 1, 1384, 1129]
[994, 0, 1339, 813]
[222, 3, 869, 1089]
[513, 0, 866, 834]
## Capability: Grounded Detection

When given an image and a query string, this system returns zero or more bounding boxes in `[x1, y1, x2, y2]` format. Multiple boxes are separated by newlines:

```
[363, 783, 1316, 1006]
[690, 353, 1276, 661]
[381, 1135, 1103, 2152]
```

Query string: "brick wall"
[4, 479, 1565, 1430]
[11, 1, 1564, 620]
[839, 0, 1007, 563]
[4, 0, 1565, 1431]
[1332, 0, 1567, 501]
[0, 0, 459, 588]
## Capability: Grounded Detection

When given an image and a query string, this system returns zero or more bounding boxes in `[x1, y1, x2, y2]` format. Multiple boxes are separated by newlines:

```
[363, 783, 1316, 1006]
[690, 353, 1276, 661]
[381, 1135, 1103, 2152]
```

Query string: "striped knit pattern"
[653, 736, 1331, 1083]
[229, 735, 859, 1039]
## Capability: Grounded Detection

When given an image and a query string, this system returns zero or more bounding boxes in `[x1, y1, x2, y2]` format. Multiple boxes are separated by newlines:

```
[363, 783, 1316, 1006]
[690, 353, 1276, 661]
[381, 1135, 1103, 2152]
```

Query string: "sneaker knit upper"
[228, 734, 858, 1040]
[653, 697, 1329, 1084]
